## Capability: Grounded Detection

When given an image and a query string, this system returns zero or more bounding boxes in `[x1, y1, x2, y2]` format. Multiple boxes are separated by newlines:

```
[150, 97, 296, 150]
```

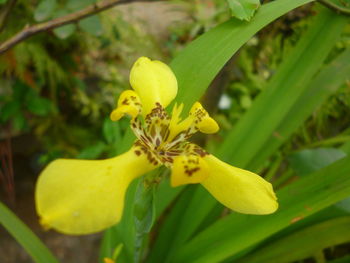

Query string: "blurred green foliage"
[1, 0, 350, 263]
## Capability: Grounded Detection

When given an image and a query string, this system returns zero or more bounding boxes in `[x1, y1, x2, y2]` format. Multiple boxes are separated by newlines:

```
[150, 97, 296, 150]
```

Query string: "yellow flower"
[35, 57, 278, 235]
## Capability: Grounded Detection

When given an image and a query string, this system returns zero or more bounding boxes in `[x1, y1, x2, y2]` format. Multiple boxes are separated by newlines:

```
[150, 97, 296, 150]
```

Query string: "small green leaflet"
[227, 0, 260, 21]
[53, 9, 76, 39]
[34, 0, 57, 22]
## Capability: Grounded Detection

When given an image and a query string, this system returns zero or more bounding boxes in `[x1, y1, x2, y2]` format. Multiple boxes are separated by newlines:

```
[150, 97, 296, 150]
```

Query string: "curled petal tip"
[110, 90, 141, 121]
[110, 105, 139, 121]
[198, 117, 219, 134]
[190, 102, 219, 134]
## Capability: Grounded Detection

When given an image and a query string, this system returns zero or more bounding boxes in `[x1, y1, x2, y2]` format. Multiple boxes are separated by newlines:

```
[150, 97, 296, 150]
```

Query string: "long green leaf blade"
[247, 48, 350, 170]
[157, 7, 347, 262]
[237, 217, 350, 263]
[148, 1, 315, 261]
[217, 7, 347, 167]
[171, 0, 314, 114]
[173, 155, 350, 262]
[0, 202, 59, 263]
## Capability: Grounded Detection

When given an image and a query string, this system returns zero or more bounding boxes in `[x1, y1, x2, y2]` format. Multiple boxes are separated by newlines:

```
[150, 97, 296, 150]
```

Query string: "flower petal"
[110, 90, 142, 121]
[166, 102, 219, 143]
[171, 154, 209, 187]
[35, 146, 158, 235]
[189, 102, 219, 134]
[201, 155, 278, 214]
[130, 57, 178, 115]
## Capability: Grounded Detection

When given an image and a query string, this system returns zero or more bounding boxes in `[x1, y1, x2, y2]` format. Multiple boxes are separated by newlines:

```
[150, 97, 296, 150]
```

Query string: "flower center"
[131, 103, 207, 167]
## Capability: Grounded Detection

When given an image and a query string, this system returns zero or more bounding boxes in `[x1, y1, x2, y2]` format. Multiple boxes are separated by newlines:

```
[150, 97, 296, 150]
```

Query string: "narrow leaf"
[171, 0, 314, 114]
[158, 6, 343, 262]
[288, 148, 347, 176]
[0, 202, 59, 263]
[247, 49, 350, 170]
[173, 156, 350, 263]
[227, 0, 260, 21]
[237, 217, 350, 263]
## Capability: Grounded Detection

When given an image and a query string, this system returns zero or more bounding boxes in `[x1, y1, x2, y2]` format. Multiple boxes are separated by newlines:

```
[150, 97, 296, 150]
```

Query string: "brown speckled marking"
[131, 103, 208, 167]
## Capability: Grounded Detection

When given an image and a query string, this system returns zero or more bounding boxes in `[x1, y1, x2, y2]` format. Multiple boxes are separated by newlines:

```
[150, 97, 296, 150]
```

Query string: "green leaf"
[151, 1, 324, 261]
[157, 5, 349, 263]
[336, 197, 350, 213]
[217, 7, 347, 168]
[134, 179, 156, 234]
[0, 101, 21, 122]
[103, 118, 121, 144]
[67, 0, 95, 11]
[0, 0, 7, 5]
[173, 156, 350, 263]
[77, 142, 106, 159]
[171, 0, 313, 115]
[227, 0, 260, 21]
[112, 244, 124, 261]
[53, 24, 76, 39]
[34, 0, 57, 22]
[0, 202, 59, 263]
[289, 148, 347, 176]
[79, 15, 103, 36]
[12, 112, 27, 131]
[26, 96, 53, 116]
[133, 177, 157, 263]
[99, 179, 140, 263]
[149, 0, 316, 261]
[329, 254, 350, 263]
[237, 217, 350, 263]
[53, 10, 76, 39]
[247, 48, 350, 170]
[147, 187, 197, 263]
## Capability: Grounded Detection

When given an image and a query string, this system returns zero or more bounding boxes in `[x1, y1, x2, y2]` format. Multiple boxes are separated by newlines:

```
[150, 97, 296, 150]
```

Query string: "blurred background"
[1, 0, 350, 262]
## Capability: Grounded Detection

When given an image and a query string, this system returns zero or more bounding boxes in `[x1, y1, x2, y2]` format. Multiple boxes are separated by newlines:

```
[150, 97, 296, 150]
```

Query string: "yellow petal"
[130, 57, 178, 115]
[201, 155, 278, 215]
[189, 102, 219, 134]
[166, 102, 219, 143]
[110, 90, 141, 121]
[171, 154, 209, 187]
[35, 146, 158, 235]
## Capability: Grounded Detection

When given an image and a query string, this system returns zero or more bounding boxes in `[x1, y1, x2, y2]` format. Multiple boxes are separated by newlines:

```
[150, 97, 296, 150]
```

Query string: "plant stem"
[0, 0, 149, 54]
[133, 173, 159, 262]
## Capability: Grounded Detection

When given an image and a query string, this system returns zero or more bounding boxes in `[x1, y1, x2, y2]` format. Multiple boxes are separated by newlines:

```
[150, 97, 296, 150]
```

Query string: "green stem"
[133, 171, 160, 263]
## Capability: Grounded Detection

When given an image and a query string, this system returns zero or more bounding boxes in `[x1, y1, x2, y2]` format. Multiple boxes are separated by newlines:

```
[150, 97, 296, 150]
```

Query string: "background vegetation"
[1, 0, 350, 262]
